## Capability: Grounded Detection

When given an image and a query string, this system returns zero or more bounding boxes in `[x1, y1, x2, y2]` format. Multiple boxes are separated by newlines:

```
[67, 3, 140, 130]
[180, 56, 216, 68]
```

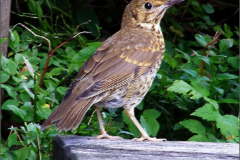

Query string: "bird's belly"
[95, 64, 159, 109]
[95, 86, 128, 108]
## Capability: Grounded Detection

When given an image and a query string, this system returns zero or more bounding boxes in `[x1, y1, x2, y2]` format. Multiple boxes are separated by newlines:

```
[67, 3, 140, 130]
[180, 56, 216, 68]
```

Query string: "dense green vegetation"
[1, 0, 239, 159]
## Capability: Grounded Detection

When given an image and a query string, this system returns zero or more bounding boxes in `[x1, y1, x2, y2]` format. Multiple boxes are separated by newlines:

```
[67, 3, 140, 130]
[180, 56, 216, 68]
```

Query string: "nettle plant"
[156, 25, 239, 142]
[1, 28, 103, 159]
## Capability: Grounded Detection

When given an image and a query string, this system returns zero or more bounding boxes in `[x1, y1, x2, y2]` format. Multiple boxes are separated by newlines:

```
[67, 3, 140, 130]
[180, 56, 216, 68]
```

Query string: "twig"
[211, 0, 239, 8]
[12, 23, 51, 53]
[208, 8, 239, 29]
[200, 31, 221, 76]
[14, 129, 24, 147]
[88, 109, 96, 125]
[3, 126, 24, 147]
[37, 134, 42, 160]
[38, 21, 91, 87]
[3, 127, 14, 146]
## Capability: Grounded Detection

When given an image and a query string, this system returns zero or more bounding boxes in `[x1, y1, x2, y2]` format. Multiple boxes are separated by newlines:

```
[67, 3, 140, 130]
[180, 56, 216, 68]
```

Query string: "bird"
[41, 0, 182, 142]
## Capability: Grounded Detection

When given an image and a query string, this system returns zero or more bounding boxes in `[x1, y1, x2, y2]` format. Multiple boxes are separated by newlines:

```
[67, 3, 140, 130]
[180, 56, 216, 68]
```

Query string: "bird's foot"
[95, 133, 122, 140]
[132, 136, 167, 142]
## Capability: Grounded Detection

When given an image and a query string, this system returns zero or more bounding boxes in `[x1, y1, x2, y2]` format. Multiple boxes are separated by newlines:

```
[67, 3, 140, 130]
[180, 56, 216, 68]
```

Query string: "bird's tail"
[41, 96, 97, 132]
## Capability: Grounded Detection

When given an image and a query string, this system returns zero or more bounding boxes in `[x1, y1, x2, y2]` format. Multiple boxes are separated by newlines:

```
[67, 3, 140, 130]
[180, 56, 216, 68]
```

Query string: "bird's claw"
[132, 136, 167, 142]
[95, 133, 123, 140]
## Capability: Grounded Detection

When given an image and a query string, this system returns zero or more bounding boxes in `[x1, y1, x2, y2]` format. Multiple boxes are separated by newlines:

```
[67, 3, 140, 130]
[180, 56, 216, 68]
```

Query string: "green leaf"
[49, 68, 65, 76]
[173, 123, 184, 130]
[190, 76, 209, 97]
[180, 119, 206, 134]
[87, 42, 102, 47]
[216, 73, 239, 80]
[20, 92, 31, 102]
[39, 56, 53, 69]
[68, 64, 80, 73]
[2, 99, 20, 109]
[224, 24, 233, 38]
[195, 34, 212, 47]
[18, 42, 29, 52]
[122, 111, 140, 137]
[1, 38, 6, 44]
[12, 147, 30, 160]
[26, 122, 38, 132]
[1, 84, 17, 98]
[14, 53, 24, 63]
[140, 116, 151, 136]
[227, 56, 239, 69]
[206, 133, 219, 142]
[218, 99, 239, 104]
[210, 55, 226, 64]
[194, 55, 210, 65]
[189, 134, 209, 142]
[28, 56, 41, 65]
[214, 86, 224, 94]
[168, 80, 203, 100]
[1, 145, 8, 155]
[218, 65, 228, 72]
[219, 39, 233, 52]
[65, 47, 76, 57]
[129, 123, 141, 138]
[20, 105, 34, 122]
[164, 54, 176, 69]
[27, 0, 36, 14]
[142, 109, 161, 119]
[182, 69, 197, 77]
[22, 82, 35, 99]
[203, 97, 219, 109]
[1, 55, 17, 75]
[175, 48, 191, 61]
[201, 15, 215, 25]
[44, 80, 57, 92]
[140, 109, 161, 136]
[216, 115, 239, 138]
[57, 86, 68, 95]
[3, 105, 26, 120]
[36, 105, 52, 120]
[12, 76, 22, 84]
[78, 46, 98, 62]
[36, 4, 43, 18]
[168, 80, 193, 95]
[7, 132, 22, 147]
[9, 30, 20, 48]
[122, 110, 132, 125]
[136, 101, 144, 110]
[202, 3, 214, 14]
[1, 70, 10, 83]
[191, 103, 220, 121]
[188, 88, 203, 99]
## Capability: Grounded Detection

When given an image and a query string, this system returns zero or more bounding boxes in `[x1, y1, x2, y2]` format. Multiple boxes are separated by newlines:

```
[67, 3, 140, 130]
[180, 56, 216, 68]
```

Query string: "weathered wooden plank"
[53, 135, 239, 160]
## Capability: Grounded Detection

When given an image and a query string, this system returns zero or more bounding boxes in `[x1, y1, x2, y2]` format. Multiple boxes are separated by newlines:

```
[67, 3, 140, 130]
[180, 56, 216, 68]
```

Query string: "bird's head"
[121, 0, 182, 32]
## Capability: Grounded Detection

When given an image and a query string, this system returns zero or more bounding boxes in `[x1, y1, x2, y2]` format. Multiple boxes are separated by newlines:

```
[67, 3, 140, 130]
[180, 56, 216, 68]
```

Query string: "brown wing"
[41, 28, 164, 131]
[74, 29, 163, 100]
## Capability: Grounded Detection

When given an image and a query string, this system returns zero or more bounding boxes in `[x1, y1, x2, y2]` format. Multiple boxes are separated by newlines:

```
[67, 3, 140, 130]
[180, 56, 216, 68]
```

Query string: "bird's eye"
[144, 3, 152, 10]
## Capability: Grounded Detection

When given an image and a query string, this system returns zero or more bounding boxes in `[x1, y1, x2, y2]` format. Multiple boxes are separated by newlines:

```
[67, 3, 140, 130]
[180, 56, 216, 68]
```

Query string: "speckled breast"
[95, 56, 163, 109]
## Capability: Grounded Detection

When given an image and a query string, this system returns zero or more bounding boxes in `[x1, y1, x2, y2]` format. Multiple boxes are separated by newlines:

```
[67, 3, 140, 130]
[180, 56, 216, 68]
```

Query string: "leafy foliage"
[1, 0, 239, 159]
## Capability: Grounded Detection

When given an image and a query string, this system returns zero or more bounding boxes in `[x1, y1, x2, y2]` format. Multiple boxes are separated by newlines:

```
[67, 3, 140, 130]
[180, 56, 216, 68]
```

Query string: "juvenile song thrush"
[42, 0, 182, 142]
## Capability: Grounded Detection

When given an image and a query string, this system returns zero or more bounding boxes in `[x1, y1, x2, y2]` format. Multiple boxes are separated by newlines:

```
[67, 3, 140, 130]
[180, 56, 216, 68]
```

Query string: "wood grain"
[52, 135, 239, 160]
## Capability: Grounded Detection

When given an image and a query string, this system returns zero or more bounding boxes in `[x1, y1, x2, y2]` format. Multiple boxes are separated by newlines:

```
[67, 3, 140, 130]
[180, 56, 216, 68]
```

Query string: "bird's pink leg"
[125, 108, 166, 142]
[94, 106, 122, 140]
